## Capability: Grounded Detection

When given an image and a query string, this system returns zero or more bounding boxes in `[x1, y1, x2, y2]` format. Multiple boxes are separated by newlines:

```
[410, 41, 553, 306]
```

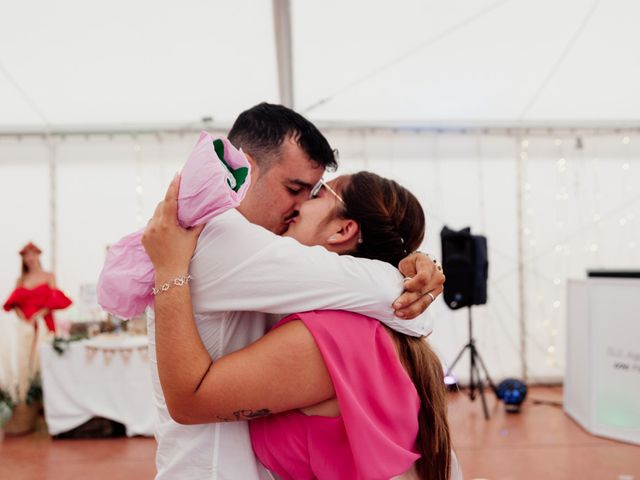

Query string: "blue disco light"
[496, 378, 527, 413]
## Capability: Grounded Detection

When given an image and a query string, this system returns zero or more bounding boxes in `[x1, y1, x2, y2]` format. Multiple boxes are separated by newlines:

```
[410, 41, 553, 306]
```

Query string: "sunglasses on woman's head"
[310, 179, 345, 204]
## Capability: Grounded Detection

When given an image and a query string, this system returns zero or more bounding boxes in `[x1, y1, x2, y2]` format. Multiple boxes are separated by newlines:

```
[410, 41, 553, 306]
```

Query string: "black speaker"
[440, 226, 488, 309]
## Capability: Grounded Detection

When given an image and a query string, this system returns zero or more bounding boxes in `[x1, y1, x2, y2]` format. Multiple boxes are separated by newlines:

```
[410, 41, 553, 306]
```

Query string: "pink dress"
[97, 133, 250, 319]
[250, 310, 421, 480]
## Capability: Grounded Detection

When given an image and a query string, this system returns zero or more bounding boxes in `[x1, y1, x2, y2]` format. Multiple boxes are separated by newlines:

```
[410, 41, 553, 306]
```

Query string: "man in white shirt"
[147, 103, 445, 479]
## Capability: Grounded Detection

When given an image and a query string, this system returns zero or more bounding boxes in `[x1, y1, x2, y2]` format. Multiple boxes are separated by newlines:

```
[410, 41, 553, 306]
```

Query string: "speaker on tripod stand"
[441, 225, 498, 420]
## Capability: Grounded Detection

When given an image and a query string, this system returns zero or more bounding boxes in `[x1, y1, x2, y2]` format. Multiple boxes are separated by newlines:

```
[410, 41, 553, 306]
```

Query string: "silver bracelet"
[152, 274, 192, 296]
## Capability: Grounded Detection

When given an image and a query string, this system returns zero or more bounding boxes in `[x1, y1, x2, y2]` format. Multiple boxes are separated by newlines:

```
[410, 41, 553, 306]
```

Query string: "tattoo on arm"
[194, 361, 213, 393]
[192, 361, 271, 422]
[216, 409, 272, 422]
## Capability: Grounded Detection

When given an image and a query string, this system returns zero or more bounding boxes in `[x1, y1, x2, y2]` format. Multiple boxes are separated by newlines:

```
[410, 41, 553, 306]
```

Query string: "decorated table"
[39, 334, 156, 437]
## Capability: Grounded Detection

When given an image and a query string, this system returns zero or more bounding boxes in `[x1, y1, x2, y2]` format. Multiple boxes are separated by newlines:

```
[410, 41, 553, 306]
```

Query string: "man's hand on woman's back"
[393, 252, 445, 320]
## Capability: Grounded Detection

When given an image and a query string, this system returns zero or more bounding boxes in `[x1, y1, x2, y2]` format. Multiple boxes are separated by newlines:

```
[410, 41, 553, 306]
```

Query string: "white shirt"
[148, 209, 432, 480]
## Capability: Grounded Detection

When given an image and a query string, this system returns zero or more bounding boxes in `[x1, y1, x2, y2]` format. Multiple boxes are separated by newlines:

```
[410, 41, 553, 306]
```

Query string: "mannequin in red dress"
[3, 242, 72, 334]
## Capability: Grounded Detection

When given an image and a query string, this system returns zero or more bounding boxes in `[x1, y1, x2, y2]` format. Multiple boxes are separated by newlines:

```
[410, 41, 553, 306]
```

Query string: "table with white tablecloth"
[39, 334, 156, 437]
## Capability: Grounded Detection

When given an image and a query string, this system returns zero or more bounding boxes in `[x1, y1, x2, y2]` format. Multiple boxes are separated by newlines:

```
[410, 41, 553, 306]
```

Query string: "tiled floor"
[0, 387, 638, 479]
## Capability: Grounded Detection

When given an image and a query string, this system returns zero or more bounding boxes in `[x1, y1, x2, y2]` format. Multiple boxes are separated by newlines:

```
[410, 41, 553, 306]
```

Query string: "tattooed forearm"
[234, 409, 271, 420]
[194, 361, 213, 393]
[216, 409, 272, 422]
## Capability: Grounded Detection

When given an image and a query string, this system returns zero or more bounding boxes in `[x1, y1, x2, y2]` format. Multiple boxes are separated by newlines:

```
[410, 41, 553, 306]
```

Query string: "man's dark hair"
[228, 103, 338, 172]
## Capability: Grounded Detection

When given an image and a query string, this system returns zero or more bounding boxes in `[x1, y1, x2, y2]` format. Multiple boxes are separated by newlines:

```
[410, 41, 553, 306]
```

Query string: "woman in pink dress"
[143, 172, 454, 479]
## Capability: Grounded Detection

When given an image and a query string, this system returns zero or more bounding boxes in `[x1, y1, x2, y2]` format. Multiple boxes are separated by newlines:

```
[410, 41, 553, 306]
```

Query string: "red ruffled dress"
[3, 284, 72, 333]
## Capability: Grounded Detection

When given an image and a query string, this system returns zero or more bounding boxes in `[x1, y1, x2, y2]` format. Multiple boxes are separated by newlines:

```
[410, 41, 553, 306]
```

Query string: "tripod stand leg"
[469, 346, 476, 400]
[446, 307, 496, 420]
[475, 361, 490, 420]
[474, 347, 499, 396]
[446, 344, 470, 376]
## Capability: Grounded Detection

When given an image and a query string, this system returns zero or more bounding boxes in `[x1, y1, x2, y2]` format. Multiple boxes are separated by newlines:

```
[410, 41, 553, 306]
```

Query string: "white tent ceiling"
[0, 0, 639, 131]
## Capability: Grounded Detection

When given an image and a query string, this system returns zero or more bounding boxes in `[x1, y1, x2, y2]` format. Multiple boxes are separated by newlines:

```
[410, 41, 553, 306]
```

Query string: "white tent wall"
[0, 141, 52, 379]
[519, 134, 640, 382]
[325, 131, 522, 383]
[327, 129, 640, 383]
[0, 134, 208, 323]
[2, 130, 637, 383]
[0, 140, 52, 305]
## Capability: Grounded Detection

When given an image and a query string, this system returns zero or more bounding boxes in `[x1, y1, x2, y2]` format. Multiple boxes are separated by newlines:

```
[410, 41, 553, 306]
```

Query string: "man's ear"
[244, 153, 260, 178]
[327, 219, 360, 245]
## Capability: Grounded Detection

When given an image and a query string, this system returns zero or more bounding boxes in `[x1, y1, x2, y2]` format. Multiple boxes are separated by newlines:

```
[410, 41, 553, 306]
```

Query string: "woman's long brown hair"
[339, 171, 451, 479]
[20, 257, 42, 280]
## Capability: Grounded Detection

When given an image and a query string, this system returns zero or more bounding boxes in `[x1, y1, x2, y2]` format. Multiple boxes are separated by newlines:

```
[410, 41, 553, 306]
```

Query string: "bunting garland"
[84, 344, 149, 365]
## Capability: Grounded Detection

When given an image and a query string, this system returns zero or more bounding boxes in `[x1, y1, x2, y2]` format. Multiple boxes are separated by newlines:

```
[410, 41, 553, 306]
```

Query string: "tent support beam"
[1, 121, 639, 139]
[48, 139, 57, 275]
[272, 0, 294, 108]
[516, 136, 528, 382]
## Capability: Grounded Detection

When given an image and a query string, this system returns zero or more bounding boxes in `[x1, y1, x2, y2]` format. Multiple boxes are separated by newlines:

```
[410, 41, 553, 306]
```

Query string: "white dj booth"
[565, 277, 640, 445]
